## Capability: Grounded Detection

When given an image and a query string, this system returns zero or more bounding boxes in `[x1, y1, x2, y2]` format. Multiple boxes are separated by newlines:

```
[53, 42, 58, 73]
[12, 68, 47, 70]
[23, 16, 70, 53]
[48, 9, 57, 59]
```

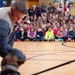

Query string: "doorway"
[28, 0, 39, 9]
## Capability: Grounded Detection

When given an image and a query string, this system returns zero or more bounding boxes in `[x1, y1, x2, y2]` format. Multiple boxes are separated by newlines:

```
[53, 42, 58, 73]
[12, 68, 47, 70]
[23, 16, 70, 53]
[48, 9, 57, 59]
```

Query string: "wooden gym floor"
[0, 41, 75, 75]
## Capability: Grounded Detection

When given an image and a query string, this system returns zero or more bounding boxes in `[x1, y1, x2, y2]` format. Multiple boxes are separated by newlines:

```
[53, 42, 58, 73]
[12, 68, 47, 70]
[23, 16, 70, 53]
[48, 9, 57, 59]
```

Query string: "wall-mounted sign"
[54, 0, 61, 5]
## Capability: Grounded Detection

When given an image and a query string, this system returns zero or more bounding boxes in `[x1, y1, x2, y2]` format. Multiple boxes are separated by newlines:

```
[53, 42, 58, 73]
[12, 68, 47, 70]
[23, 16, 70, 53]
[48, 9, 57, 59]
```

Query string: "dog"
[0, 49, 25, 75]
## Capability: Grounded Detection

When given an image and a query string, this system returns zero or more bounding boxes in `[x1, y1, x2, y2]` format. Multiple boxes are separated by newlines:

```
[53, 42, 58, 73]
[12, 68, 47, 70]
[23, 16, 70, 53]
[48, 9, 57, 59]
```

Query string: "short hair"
[11, 1, 27, 14]
[49, 3, 52, 5]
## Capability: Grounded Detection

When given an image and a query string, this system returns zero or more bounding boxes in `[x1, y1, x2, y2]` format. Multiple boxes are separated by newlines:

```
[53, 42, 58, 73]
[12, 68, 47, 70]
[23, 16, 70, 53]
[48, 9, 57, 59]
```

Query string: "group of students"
[14, 3, 75, 42]
[14, 25, 75, 42]
[14, 25, 44, 41]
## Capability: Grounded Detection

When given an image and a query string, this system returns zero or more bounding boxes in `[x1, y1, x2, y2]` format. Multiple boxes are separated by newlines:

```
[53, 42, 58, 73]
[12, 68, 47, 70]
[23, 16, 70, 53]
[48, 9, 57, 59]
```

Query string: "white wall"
[11, 0, 16, 4]
[61, 0, 64, 7]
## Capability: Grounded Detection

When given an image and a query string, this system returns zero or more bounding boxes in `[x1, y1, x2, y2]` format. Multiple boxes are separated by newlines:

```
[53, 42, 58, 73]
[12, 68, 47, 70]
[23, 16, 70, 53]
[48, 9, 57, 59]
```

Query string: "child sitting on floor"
[67, 27, 75, 41]
[45, 27, 55, 41]
[56, 26, 67, 41]
[27, 27, 36, 41]
[35, 27, 44, 41]
[17, 26, 27, 41]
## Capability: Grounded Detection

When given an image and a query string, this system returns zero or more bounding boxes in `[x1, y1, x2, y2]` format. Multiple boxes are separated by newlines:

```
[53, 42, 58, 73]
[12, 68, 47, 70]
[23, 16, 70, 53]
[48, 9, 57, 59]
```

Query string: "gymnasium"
[0, 0, 75, 75]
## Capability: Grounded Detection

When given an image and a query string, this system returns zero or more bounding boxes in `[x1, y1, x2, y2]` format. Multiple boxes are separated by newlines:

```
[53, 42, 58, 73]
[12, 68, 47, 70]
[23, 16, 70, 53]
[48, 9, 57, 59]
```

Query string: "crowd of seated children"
[14, 3, 75, 42]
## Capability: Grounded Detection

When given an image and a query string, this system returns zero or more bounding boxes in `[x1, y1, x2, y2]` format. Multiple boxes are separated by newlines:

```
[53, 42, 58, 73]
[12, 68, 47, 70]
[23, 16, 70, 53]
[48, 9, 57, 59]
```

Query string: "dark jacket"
[67, 31, 75, 38]
[35, 7, 41, 17]
[28, 9, 34, 16]
[48, 6, 56, 13]
[18, 30, 27, 41]
[0, 19, 12, 57]
[0, 19, 26, 61]
[36, 31, 44, 38]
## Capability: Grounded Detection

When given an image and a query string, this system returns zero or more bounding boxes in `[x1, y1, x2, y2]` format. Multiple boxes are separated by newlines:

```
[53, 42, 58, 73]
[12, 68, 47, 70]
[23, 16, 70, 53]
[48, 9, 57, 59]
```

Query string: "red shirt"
[53, 29, 58, 36]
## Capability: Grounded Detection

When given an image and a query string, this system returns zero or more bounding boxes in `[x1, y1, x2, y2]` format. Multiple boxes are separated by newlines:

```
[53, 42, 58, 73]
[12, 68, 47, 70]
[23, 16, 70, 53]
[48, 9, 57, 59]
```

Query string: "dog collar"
[2, 65, 18, 72]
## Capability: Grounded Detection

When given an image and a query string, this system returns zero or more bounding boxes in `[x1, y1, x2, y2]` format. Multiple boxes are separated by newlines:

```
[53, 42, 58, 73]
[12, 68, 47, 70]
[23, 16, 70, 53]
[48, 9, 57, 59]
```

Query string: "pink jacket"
[27, 30, 36, 38]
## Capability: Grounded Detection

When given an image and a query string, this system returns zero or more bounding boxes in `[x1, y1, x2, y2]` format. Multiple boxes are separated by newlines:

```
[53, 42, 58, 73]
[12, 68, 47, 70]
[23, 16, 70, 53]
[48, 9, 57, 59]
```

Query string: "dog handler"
[0, 1, 27, 64]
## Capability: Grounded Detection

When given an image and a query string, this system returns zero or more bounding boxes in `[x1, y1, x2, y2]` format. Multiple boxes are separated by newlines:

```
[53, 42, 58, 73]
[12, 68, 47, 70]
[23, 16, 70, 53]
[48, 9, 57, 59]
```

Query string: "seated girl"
[56, 26, 67, 41]
[53, 25, 58, 37]
[27, 27, 36, 41]
[45, 27, 55, 41]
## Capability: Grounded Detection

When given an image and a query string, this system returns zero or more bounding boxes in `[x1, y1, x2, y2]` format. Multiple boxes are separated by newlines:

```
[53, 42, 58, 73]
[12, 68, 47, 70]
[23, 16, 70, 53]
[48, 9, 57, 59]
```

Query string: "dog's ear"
[1, 52, 19, 68]
[1, 58, 7, 69]
[17, 60, 25, 66]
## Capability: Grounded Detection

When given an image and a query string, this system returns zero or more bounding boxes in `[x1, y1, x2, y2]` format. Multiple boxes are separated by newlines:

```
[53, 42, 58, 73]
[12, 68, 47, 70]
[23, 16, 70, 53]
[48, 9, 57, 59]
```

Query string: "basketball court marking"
[32, 60, 75, 75]
[12, 42, 75, 75]
[23, 42, 75, 75]
[62, 42, 75, 48]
